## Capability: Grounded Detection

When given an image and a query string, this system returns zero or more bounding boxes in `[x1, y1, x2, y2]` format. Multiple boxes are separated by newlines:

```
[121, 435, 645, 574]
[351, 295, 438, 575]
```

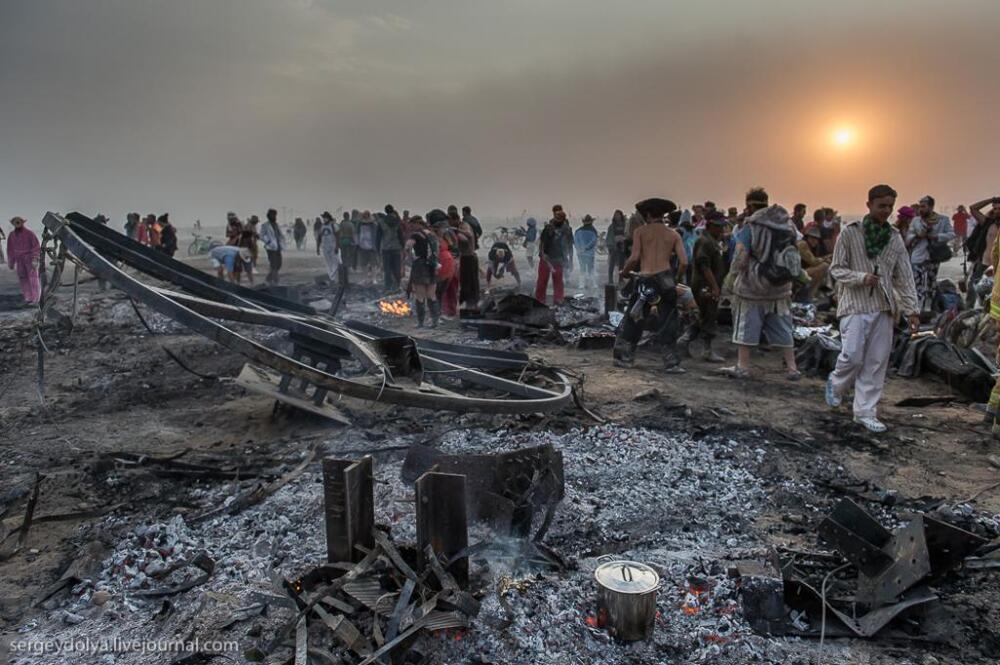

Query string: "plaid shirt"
[830, 220, 918, 318]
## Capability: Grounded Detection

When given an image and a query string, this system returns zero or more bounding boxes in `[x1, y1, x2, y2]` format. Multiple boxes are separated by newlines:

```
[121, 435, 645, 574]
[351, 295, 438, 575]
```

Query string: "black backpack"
[965, 220, 994, 262]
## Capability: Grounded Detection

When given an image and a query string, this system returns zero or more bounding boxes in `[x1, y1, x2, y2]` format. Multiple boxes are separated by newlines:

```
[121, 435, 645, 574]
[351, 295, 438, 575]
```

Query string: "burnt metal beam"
[416, 472, 469, 589]
[65, 212, 313, 313]
[857, 517, 932, 606]
[66, 212, 535, 373]
[156, 287, 562, 400]
[344, 319, 529, 370]
[817, 498, 894, 577]
[43, 212, 573, 413]
[323, 456, 375, 563]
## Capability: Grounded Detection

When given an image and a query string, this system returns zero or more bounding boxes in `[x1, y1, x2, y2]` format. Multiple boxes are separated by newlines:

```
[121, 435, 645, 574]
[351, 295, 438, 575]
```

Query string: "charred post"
[415, 471, 469, 589]
[323, 456, 374, 563]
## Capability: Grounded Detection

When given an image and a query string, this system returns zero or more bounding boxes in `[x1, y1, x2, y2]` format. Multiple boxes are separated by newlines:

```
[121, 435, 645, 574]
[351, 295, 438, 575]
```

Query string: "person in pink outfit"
[6, 217, 42, 304]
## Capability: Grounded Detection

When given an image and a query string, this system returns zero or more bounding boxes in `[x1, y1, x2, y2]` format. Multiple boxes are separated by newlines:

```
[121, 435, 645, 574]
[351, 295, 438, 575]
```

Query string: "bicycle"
[188, 234, 224, 256]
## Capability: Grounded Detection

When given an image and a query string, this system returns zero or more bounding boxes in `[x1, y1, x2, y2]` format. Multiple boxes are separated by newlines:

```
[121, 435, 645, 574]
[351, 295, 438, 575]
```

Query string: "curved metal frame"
[42, 212, 573, 414]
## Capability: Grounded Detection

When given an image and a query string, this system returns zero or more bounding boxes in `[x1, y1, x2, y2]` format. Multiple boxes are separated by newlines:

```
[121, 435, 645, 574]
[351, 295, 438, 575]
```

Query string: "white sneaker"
[825, 377, 842, 408]
[854, 416, 887, 433]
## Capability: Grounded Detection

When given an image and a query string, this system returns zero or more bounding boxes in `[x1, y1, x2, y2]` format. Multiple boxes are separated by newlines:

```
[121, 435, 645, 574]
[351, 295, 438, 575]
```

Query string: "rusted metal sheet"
[403, 443, 564, 536]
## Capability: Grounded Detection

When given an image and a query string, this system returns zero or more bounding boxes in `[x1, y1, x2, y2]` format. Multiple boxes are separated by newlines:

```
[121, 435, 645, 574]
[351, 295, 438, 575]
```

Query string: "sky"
[2, 0, 999, 225]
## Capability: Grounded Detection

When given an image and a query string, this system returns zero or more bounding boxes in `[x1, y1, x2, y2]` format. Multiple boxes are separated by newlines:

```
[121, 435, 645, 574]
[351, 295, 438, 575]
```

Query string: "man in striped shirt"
[826, 184, 920, 433]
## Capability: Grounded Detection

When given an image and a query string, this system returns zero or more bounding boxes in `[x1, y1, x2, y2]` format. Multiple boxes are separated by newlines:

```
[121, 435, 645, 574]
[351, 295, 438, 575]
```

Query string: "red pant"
[534, 261, 564, 304]
[442, 276, 459, 316]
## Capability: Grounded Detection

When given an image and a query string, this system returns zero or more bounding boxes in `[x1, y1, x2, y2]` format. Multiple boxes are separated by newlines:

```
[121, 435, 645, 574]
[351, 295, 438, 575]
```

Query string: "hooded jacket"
[732, 205, 796, 302]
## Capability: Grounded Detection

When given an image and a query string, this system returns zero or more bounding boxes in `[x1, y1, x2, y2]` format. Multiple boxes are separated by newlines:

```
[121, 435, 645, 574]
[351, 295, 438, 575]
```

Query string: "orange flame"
[378, 299, 412, 316]
[680, 580, 710, 616]
[584, 607, 609, 629]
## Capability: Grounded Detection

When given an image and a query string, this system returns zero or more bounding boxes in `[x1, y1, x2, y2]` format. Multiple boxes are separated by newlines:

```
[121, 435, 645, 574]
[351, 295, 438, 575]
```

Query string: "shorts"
[357, 248, 377, 268]
[211, 253, 238, 273]
[731, 298, 793, 347]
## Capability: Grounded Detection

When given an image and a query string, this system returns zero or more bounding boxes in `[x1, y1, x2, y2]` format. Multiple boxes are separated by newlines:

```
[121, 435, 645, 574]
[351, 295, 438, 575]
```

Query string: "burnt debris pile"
[734, 497, 994, 641]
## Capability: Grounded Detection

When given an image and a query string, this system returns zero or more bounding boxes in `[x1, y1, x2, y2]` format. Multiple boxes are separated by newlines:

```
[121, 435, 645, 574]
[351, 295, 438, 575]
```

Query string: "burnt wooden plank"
[416, 472, 469, 589]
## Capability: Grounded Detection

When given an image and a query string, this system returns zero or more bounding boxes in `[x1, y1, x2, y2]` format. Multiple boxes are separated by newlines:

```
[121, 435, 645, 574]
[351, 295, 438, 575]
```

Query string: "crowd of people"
[122, 213, 179, 258]
[598, 186, 1000, 435]
[6, 188, 1000, 436]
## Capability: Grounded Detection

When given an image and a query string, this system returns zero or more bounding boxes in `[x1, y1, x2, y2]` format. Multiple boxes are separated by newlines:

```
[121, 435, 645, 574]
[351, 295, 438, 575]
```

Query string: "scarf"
[862, 215, 892, 258]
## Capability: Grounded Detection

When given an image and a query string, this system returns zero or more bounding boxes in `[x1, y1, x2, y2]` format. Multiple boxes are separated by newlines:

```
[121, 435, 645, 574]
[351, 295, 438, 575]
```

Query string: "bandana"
[862, 215, 893, 258]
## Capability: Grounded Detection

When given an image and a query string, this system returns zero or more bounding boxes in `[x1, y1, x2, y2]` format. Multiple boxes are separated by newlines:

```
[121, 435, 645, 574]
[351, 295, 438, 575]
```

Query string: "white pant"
[321, 244, 340, 282]
[829, 312, 894, 418]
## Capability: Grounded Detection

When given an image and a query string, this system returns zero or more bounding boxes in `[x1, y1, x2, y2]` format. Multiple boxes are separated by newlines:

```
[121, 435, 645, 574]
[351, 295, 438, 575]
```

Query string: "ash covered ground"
[5, 426, 828, 664]
[2, 248, 1000, 664]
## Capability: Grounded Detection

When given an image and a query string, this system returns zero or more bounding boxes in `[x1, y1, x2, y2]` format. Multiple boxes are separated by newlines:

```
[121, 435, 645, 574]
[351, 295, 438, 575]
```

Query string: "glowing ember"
[584, 608, 608, 629]
[703, 633, 732, 644]
[680, 579, 711, 616]
[378, 299, 412, 316]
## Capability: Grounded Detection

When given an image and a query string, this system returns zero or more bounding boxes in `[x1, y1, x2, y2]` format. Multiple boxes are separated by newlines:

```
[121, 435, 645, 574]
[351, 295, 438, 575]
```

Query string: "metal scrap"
[753, 499, 989, 639]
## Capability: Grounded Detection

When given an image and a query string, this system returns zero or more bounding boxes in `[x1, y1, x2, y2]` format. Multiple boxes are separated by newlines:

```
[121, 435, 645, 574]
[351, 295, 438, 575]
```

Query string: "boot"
[676, 329, 694, 358]
[663, 348, 686, 374]
[701, 338, 725, 363]
[415, 301, 426, 327]
[613, 341, 635, 368]
[429, 300, 440, 328]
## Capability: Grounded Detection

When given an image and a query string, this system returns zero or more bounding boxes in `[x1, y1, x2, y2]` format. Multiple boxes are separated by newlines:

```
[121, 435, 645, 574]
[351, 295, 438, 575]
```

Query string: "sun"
[831, 126, 856, 149]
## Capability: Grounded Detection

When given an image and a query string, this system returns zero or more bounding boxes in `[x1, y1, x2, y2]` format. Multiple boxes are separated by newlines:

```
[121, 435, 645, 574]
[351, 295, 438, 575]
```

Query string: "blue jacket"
[574, 225, 599, 259]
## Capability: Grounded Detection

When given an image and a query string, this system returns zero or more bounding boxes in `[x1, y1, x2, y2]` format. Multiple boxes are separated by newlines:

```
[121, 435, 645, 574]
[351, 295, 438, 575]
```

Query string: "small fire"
[378, 299, 412, 316]
[584, 607, 608, 629]
[680, 579, 711, 616]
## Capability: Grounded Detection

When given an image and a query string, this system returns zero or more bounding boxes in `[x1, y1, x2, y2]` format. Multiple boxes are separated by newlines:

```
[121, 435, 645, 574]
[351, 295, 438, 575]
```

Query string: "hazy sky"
[2, 0, 999, 225]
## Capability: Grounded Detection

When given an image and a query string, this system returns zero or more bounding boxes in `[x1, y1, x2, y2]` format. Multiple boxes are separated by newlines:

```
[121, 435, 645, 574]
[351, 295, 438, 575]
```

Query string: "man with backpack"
[964, 196, 1000, 308]
[718, 188, 802, 380]
[826, 184, 919, 433]
[906, 195, 955, 312]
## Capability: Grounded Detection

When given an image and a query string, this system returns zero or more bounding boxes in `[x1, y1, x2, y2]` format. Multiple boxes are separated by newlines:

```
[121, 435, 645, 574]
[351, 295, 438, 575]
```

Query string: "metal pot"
[594, 557, 661, 641]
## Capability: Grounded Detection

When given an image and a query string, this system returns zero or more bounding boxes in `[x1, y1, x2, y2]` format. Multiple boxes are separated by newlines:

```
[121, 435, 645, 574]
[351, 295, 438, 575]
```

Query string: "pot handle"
[595, 554, 617, 565]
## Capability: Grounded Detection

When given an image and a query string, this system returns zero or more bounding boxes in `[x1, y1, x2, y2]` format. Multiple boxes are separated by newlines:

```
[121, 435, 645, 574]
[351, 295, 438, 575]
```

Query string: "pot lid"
[594, 560, 659, 593]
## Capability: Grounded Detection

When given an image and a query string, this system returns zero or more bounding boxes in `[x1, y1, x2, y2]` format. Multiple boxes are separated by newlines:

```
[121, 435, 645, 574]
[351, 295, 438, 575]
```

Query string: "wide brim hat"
[635, 198, 678, 218]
